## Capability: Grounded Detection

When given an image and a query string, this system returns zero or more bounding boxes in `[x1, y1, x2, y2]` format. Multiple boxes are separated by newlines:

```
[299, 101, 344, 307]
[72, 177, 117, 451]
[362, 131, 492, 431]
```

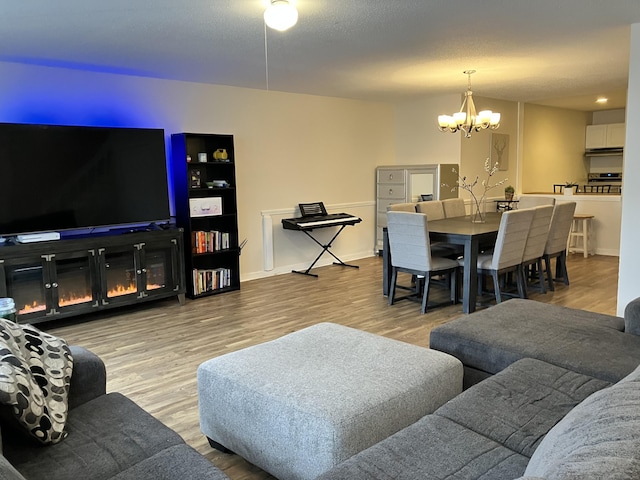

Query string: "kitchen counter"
[527, 191, 621, 196]
[520, 193, 620, 256]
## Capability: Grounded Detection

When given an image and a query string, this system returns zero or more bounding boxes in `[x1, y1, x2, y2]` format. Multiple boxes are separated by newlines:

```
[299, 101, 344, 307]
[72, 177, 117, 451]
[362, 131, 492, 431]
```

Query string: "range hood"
[585, 147, 624, 157]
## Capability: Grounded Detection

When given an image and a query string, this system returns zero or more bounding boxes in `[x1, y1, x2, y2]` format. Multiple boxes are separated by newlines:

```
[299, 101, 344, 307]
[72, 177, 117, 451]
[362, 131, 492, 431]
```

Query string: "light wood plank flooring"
[46, 252, 619, 480]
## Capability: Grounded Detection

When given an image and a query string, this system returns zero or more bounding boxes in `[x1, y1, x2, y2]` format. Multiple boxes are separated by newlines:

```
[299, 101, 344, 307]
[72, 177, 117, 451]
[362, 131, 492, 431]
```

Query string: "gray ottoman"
[197, 322, 463, 480]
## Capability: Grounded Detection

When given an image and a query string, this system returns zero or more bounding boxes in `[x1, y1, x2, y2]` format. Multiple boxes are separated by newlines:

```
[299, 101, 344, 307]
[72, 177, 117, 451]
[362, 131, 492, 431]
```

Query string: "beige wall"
[394, 94, 462, 165]
[458, 96, 519, 206]
[521, 104, 590, 193]
[0, 61, 395, 280]
[2, 57, 631, 290]
[393, 94, 520, 209]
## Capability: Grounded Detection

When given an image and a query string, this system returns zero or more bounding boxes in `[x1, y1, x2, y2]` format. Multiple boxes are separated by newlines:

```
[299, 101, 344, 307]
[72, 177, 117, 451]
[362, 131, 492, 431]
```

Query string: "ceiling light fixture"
[438, 70, 500, 138]
[596, 97, 608, 104]
[264, 0, 298, 32]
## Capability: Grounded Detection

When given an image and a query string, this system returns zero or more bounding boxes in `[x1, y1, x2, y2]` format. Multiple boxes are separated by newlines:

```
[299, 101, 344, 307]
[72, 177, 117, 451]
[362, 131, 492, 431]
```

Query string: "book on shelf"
[192, 268, 232, 295]
[191, 230, 230, 253]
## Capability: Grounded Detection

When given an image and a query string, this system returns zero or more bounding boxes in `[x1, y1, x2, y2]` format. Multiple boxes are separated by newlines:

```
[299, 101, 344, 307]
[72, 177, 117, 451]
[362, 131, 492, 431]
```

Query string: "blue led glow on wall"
[0, 61, 177, 217]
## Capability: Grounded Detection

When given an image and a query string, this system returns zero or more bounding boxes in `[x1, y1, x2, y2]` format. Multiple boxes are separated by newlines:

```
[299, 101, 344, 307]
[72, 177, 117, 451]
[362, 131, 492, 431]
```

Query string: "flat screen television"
[0, 122, 171, 237]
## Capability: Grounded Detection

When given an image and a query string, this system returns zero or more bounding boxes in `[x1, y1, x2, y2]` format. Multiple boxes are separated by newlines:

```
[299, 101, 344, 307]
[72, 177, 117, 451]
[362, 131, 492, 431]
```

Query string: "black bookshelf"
[171, 133, 240, 298]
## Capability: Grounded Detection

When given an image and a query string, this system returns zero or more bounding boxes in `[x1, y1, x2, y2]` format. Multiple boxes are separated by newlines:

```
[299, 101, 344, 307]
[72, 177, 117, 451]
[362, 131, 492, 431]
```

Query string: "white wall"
[0, 61, 395, 281]
[592, 109, 625, 125]
[618, 23, 640, 315]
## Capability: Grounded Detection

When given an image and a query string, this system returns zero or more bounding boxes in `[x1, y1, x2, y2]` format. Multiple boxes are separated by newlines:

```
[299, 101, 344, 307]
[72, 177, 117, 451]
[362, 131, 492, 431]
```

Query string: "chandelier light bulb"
[437, 70, 500, 138]
[264, 0, 298, 32]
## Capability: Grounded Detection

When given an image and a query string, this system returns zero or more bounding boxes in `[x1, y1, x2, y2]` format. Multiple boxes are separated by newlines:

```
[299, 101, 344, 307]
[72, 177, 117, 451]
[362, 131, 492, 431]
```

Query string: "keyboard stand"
[292, 225, 359, 277]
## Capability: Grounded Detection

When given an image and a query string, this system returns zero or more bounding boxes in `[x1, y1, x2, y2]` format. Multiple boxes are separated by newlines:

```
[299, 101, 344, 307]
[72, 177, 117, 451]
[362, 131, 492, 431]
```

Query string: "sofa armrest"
[624, 297, 640, 335]
[68, 346, 107, 410]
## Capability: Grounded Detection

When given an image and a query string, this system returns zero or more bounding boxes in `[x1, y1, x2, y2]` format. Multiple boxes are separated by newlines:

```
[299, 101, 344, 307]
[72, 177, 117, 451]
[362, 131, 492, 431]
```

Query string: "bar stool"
[567, 214, 594, 258]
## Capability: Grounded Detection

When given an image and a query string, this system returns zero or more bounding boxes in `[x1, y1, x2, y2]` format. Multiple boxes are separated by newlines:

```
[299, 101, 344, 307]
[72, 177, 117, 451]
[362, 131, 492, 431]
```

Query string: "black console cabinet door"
[0, 229, 186, 325]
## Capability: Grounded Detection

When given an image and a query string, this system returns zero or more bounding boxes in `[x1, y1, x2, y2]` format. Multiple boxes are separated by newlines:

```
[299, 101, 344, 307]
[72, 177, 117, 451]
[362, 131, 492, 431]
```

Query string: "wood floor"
[46, 252, 619, 480]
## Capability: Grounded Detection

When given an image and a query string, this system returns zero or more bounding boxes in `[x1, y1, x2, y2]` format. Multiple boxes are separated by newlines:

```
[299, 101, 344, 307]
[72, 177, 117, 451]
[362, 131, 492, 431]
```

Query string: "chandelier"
[438, 70, 500, 138]
[264, 0, 299, 32]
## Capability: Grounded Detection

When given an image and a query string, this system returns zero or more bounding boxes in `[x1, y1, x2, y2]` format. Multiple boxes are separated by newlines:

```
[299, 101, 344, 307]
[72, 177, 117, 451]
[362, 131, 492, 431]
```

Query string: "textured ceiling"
[1, 0, 639, 110]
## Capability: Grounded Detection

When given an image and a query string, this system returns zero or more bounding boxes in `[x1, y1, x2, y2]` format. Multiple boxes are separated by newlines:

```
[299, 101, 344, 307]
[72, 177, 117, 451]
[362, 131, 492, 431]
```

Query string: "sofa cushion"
[0, 319, 73, 445]
[525, 364, 640, 479]
[435, 358, 610, 457]
[4, 392, 185, 480]
[429, 298, 640, 383]
[67, 346, 106, 409]
[316, 414, 529, 480]
[111, 444, 229, 480]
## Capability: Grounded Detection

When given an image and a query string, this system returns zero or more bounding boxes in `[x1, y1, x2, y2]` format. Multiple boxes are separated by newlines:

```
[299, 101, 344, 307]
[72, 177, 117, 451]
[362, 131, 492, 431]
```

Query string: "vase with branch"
[443, 158, 508, 223]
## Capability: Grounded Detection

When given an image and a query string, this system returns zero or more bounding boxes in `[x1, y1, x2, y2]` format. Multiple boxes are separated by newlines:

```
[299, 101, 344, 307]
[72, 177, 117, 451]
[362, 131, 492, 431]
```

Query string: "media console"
[0, 229, 186, 325]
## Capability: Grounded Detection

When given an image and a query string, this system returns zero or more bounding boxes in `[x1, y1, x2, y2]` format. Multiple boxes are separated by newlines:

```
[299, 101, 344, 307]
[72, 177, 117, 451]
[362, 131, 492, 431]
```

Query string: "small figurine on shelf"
[190, 169, 201, 188]
[213, 148, 228, 161]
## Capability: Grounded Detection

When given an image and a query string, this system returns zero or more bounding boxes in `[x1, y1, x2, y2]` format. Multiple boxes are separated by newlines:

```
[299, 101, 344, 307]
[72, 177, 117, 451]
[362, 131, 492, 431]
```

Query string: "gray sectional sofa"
[319, 298, 640, 479]
[0, 347, 228, 480]
[430, 297, 640, 387]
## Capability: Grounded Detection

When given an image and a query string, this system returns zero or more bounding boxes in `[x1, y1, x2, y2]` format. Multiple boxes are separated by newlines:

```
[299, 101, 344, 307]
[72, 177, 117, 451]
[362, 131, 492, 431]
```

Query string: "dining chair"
[387, 202, 417, 212]
[442, 198, 467, 218]
[461, 208, 535, 304]
[518, 196, 556, 210]
[521, 205, 554, 296]
[543, 201, 577, 291]
[386, 211, 459, 314]
[416, 200, 463, 258]
[416, 200, 445, 220]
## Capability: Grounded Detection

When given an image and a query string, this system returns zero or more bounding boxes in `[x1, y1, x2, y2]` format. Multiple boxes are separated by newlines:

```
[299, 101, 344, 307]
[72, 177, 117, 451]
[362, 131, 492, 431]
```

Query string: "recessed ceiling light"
[596, 97, 608, 104]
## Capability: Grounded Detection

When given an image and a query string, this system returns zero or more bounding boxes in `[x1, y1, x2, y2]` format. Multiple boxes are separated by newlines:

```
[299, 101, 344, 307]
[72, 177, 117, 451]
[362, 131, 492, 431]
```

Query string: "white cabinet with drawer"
[375, 164, 458, 252]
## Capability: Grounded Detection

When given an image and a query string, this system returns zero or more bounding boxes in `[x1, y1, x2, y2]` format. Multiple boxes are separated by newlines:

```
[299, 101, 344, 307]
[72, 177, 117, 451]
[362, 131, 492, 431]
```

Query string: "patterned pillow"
[0, 319, 73, 445]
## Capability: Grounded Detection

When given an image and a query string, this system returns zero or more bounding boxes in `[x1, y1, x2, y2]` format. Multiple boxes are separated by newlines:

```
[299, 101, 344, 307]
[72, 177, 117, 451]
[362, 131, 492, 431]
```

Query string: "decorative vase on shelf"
[470, 195, 487, 223]
[564, 185, 574, 196]
[504, 186, 515, 201]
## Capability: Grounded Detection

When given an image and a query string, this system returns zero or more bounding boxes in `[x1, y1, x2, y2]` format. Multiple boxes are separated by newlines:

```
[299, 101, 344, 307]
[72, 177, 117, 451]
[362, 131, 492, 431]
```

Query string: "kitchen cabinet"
[585, 123, 625, 149]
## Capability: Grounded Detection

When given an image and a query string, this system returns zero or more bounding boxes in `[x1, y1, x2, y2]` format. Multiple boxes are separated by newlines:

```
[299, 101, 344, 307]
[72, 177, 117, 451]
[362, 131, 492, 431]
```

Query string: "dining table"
[382, 212, 502, 314]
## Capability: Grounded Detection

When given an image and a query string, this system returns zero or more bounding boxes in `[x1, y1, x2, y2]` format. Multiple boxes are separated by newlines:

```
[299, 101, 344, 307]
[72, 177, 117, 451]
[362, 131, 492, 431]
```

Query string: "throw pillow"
[524, 364, 640, 479]
[0, 319, 73, 445]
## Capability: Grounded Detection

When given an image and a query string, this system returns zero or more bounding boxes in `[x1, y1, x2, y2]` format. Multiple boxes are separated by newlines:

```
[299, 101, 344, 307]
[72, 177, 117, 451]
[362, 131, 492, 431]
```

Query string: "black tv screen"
[0, 123, 171, 237]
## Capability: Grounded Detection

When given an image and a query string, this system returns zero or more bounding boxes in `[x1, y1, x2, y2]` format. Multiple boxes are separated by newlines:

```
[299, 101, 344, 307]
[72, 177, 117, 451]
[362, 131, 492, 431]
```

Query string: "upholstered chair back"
[442, 198, 466, 218]
[416, 200, 445, 221]
[522, 205, 554, 263]
[545, 202, 577, 256]
[387, 203, 417, 213]
[386, 211, 433, 272]
[491, 208, 535, 270]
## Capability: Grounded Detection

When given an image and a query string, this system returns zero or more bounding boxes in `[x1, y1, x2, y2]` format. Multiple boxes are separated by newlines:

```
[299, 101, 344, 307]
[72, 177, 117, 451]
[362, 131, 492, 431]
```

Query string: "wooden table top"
[427, 212, 502, 236]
